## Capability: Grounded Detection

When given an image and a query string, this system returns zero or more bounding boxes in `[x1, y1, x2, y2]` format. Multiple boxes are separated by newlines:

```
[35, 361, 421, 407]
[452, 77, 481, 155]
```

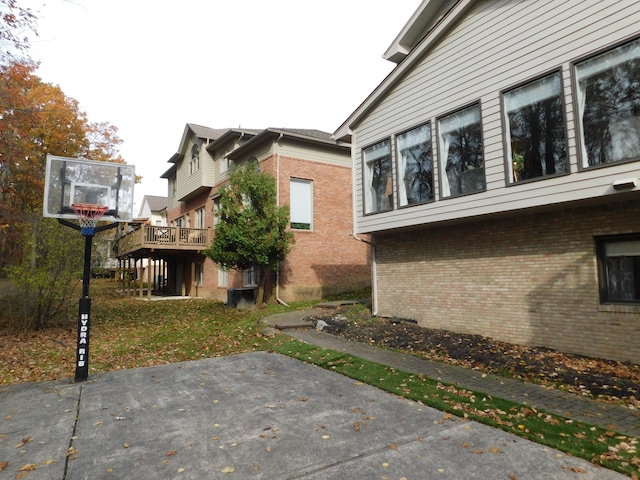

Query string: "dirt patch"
[306, 311, 640, 406]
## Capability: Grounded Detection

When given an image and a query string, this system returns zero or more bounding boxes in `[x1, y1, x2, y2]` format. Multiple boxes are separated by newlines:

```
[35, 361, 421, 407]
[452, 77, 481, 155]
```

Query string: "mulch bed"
[306, 312, 640, 406]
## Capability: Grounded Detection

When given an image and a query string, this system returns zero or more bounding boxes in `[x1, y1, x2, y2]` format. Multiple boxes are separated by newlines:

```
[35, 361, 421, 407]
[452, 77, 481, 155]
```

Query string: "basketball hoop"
[72, 203, 109, 236]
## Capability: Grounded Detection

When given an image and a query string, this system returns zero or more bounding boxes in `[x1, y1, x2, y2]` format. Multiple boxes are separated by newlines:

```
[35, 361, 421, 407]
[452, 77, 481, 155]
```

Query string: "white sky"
[21, 0, 421, 211]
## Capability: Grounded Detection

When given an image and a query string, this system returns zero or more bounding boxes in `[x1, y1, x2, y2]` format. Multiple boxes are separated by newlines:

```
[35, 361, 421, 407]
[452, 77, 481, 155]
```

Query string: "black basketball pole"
[75, 234, 93, 381]
[58, 219, 118, 382]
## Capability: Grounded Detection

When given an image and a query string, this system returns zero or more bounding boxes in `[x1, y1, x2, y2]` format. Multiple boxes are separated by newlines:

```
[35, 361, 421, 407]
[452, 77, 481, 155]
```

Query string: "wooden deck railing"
[116, 225, 209, 256]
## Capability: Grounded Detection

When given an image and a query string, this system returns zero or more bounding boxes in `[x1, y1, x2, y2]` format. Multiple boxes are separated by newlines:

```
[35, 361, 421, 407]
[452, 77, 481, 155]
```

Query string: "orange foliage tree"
[0, 60, 126, 270]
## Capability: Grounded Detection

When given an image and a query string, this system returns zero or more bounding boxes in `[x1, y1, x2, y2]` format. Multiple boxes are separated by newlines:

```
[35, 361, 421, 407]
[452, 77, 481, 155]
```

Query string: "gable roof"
[334, 0, 471, 142]
[143, 195, 167, 212]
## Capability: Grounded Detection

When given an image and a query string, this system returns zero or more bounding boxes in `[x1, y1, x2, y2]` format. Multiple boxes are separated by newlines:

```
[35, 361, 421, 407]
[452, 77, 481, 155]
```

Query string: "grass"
[1, 281, 638, 476]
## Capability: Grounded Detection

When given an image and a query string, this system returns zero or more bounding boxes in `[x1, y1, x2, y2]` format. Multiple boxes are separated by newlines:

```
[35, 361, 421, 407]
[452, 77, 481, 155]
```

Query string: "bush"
[1, 217, 84, 330]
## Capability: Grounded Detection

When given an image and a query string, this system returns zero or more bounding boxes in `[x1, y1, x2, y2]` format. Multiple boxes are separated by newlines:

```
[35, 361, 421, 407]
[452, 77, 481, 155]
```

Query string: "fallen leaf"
[322, 435, 330, 440]
[462, 442, 471, 448]
[489, 447, 502, 454]
[123, 443, 129, 449]
[177, 467, 185, 473]
[93, 421, 103, 427]
[42, 459, 56, 465]
[166, 450, 178, 457]
[354, 422, 361, 432]
[561, 466, 587, 473]
[15, 437, 31, 448]
[0, 462, 8, 472]
[106, 468, 113, 473]
[472, 449, 484, 454]
[221, 467, 235, 473]
[509, 474, 517, 480]
[389, 444, 398, 450]
[19, 464, 38, 471]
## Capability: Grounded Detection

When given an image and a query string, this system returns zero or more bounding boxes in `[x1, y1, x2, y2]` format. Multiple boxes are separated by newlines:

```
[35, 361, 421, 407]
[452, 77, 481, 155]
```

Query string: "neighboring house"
[117, 123, 370, 302]
[334, 0, 640, 364]
[137, 195, 168, 226]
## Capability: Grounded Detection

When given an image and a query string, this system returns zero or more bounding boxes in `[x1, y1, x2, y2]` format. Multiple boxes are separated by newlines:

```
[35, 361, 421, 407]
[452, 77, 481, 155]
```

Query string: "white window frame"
[290, 178, 313, 230]
[195, 207, 206, 229]
[189, 144, 200, 175]
[218, 267, 228, 287]
[195, 263, 204, 286]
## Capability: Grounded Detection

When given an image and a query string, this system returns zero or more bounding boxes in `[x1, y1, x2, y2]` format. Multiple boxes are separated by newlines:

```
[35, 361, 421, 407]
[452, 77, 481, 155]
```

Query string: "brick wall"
[375, 200, 640, 364]
[268, 155, 371, 301]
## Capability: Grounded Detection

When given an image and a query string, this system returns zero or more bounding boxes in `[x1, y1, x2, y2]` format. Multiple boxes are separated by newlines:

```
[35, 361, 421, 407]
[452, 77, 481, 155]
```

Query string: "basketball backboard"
[43, 155, 135, 222]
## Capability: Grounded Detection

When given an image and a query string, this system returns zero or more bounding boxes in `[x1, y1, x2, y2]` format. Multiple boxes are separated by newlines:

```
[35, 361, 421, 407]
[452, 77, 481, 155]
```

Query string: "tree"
[0, 0, 37, 64]
[0, 60, 125, 269]
[203, 162, 294, 306]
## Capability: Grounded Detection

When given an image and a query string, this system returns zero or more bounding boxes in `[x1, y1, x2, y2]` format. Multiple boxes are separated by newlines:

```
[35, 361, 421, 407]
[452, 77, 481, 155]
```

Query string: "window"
[213, 196, 221, 226]
[189, 144, 200, 174]
[243, 266, 257, 287]
[438, 104, 485, 197]
[218, 267, 228, 287]
[396, 123, 433, 206]
[597, 235, 640, 303]
[195, 207, 206, 229]
[363, 139, 393, 214]
[576, 37, 640, 168]
[504, 72, 568, 183]
[290, 178, 313, 230]
[195, 263, 204, 286]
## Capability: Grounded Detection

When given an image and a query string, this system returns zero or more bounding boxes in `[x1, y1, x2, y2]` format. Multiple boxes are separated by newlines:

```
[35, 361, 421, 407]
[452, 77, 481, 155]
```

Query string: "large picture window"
[363, 139, 393, 213]
[576, 38, 640, 167]
[438, 104, 485, 197]
[597, 236, 640, 303]
[504, 72, 568, 183]
[397, 123, 433, 206]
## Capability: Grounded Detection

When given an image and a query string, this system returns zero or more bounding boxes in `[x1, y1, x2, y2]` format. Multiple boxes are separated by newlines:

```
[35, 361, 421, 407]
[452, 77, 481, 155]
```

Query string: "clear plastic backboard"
[43, 155, 135, 222]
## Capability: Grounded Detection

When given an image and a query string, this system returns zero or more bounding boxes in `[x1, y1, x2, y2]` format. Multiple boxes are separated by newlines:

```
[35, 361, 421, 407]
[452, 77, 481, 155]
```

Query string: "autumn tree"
[0, 60, 126, 329]
[203, 162, 294, 306]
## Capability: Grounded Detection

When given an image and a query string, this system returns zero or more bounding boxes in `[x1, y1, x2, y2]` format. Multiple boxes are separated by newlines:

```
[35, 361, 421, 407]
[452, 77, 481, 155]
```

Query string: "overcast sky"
[21, 0, 421, 211]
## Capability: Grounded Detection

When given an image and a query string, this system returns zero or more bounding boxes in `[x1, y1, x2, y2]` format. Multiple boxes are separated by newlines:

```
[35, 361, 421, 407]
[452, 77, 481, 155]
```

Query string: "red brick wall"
[165, 156, 371, 302]
[374, 200, 640, 364]
[266, 155, 371, 301]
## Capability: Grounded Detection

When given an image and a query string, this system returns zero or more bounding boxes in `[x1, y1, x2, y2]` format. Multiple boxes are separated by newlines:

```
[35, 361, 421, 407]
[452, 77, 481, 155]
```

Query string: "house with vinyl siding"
[334, 0, 640, 364]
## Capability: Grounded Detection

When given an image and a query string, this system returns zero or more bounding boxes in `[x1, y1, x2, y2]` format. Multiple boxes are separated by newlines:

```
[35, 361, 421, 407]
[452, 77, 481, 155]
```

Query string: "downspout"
[274, 133, 289, 306]
[348, 128, 378, 316]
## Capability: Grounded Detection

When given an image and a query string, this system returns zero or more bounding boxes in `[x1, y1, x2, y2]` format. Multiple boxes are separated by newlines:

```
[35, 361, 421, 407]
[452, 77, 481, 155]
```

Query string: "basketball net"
[71, 203, 109, 236]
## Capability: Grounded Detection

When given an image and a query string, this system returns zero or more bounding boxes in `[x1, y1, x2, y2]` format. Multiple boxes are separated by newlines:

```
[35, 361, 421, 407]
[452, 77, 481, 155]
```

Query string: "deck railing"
[116, 225, 209, 256]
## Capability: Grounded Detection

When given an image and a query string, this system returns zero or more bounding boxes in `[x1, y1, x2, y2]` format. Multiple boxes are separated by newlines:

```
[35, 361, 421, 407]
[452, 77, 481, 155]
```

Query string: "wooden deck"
[116, 225, 210, 256]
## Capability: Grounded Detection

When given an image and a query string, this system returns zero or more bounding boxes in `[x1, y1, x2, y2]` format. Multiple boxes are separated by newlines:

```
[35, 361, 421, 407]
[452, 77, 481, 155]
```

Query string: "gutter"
[347, 128, 378, 316]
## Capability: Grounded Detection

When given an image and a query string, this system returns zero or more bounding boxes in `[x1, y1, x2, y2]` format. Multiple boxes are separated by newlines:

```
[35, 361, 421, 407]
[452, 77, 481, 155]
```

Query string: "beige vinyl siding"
[278, 140, 350, 168]
[354, 0, 640, 234]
